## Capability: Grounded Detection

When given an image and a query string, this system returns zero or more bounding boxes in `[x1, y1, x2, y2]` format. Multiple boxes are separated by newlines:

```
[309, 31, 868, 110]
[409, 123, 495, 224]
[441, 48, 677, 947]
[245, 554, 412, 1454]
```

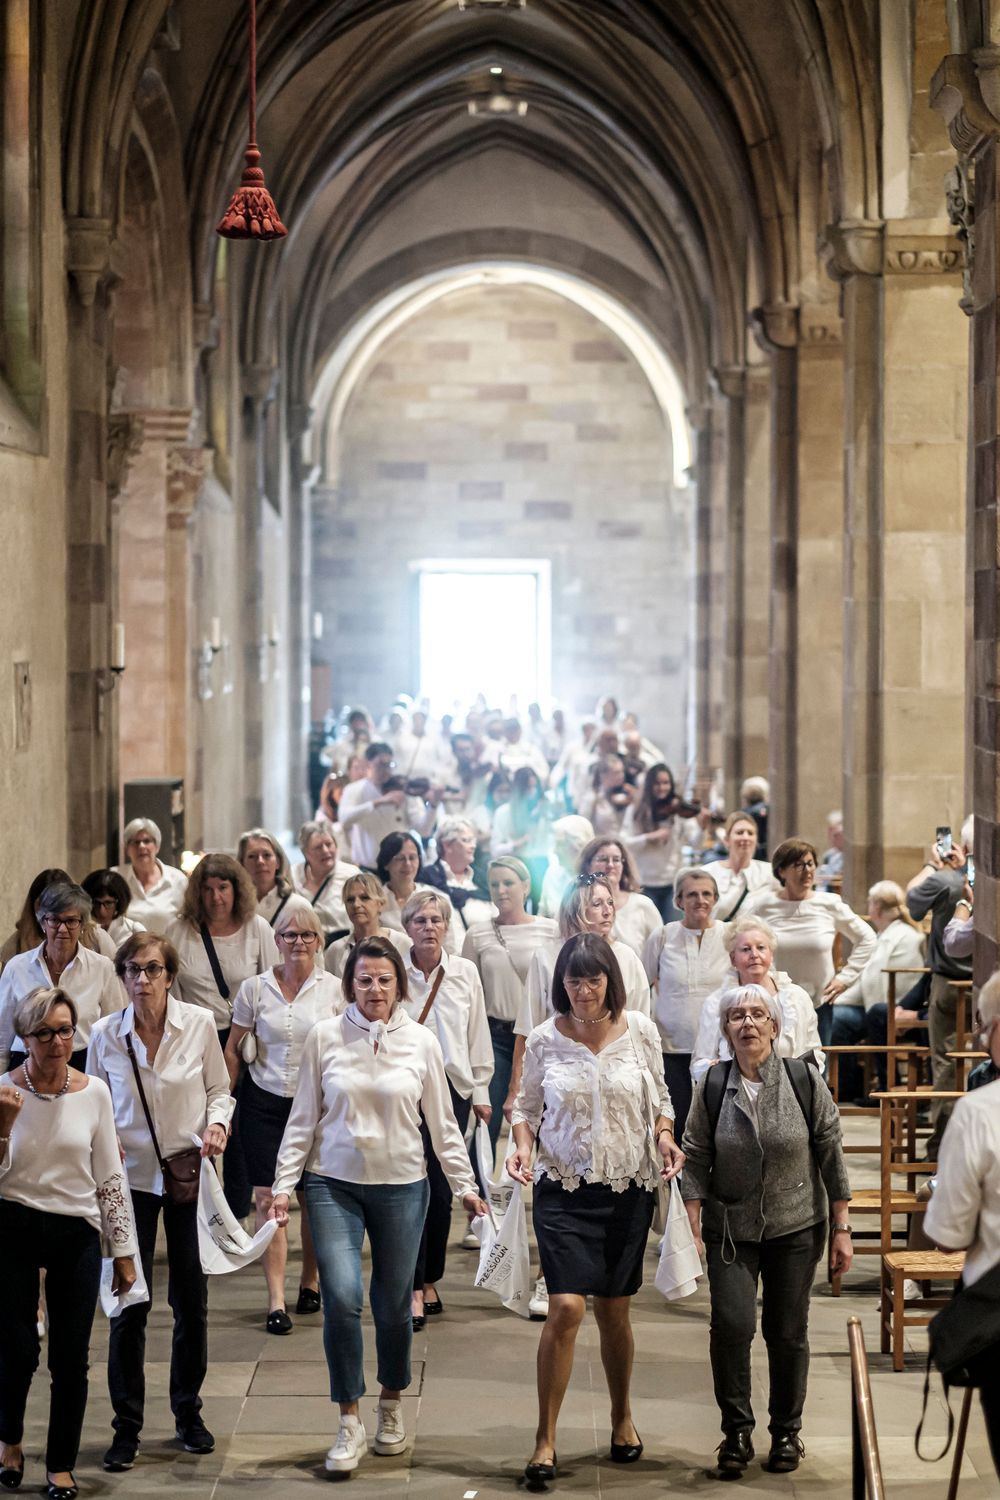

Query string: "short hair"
[82, 868, 133, 919]
[273, 901, 324, 940]
[238, 828, 293, 895]
[551, 815, 595, 857]
[977, 971, 1000, 1030]
[772, 838, 818, 885]
[436, 817, 476, 847]
[342, 934, 409, 1007]
[725, 810, 758, 838]
[740, 777, 769, 803]
[675, 867, 720, 901]
[488, 855, 532, 886]
[827, 809, 844, 828]
[13, 869, 71, 953]
[124, 817, 162, 849]
[115, 931, 180, 981]
[343, 871, 385, 905]
[36, 881, 91, 924]
[13, 985, 79, 1040]
[551, 934, 626, 1020]
[297, 819, 337, 860]
[724, 915, 778, 957]
[718, 983, 782, 1041]
[377, 831, 423, 885]
[402, 888, 453, 929]
[867, 880, 906, 917]
[366, 741, 393, 761]
[558, 874, 615, 937]
[578, 836, 641, 893]
[180, 853, 257, 929]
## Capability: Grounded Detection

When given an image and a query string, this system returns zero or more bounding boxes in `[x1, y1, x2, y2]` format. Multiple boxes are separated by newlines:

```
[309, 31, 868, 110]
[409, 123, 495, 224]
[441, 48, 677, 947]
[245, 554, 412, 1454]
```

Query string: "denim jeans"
[486, 1017, 515, 1159]
[414, 1084, 471, 1290]
[305, 1172, 430, 1404]
[829, 1003, 867, 1100]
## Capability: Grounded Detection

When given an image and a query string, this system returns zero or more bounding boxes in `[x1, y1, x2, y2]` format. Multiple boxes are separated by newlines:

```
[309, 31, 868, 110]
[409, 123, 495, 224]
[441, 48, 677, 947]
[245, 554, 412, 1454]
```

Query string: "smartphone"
[968, 856, 976, 888]
[936, 825, 953, 857]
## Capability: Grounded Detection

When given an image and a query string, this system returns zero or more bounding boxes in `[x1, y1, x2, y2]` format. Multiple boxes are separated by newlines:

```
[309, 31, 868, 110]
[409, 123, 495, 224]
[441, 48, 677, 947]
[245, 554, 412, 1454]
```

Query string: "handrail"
[848, 1316, 885, 1500]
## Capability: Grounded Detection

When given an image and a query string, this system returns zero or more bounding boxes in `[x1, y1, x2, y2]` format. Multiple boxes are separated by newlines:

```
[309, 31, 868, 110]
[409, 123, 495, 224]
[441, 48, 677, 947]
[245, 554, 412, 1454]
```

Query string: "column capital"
[106, 412, 146, 500]
[884, 228, 963, 276]
[241, 362, 279, 404]
[819, 221, 885, 281]
[748, 302, 798, 354]
[930, 50, 1000, 156]
[65, 217, 118, 307]
[712, 365, 746, 400]
[166, 445, 209, 524]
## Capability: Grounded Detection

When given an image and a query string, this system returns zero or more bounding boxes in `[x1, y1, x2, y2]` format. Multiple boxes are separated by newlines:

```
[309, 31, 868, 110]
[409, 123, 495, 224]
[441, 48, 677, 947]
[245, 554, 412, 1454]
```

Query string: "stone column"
[288, 404, 319, 831]
[690, 399, 726, 794]
[165, 442, 208, 800]
[239, 362, 279, 830]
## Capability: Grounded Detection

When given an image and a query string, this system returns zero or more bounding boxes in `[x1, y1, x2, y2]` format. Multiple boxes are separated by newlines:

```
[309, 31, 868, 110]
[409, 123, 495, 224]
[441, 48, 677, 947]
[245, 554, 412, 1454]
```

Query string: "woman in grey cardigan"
[681, 983, 852, 1479]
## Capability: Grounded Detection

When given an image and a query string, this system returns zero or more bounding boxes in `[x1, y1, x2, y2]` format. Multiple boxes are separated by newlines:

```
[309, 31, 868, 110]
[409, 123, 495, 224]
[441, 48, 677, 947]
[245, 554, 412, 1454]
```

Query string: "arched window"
[0, 0, 41, 447]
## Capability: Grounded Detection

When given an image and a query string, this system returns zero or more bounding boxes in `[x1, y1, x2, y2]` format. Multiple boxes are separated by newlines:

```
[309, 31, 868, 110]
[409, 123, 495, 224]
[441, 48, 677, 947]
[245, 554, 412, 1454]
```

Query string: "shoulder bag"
[124, 1032, 201, 1205]
[199, 923, 231, 1003]
[239, 975, 263, 1064]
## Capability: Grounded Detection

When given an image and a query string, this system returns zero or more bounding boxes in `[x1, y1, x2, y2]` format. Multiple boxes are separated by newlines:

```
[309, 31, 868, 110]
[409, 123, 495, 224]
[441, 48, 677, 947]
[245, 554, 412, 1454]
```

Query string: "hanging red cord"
[216, 0, 287, 239]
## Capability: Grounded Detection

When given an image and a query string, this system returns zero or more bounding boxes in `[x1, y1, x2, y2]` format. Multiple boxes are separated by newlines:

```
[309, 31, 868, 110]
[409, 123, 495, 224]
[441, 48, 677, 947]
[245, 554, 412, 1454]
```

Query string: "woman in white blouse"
[376, 832, 435, 938]
[0, 987, 137, 1499]
[81, 868, 146, 949]
[742, 838, 875, 1044]
[114, 818, 188, 936]
[326, 873, 411, 978]
[508, 934, 683, 1486]
[461, 857, 558, 1163]
[690, 918, 824, 1082]
[224, 904, 342, 1335]
[269, 937, 487, 1476]
[86, 933, 233, 1473]
[642, 867, 730, 1136]
[710, 811, 775, 920]
[292, 820, 360, 940]
[578, 753, 636, 836]
[238, 827, 299, 928]
[578, 836, 662, 958]
[621, 764, 701, 920]
[0, 881, 123, 1075]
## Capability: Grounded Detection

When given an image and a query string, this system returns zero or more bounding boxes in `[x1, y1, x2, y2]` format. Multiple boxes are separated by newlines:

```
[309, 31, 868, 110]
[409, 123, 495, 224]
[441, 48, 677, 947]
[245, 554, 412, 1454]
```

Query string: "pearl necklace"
[572, 1009, 612, 1026]
[22, 1060, 71, 1101]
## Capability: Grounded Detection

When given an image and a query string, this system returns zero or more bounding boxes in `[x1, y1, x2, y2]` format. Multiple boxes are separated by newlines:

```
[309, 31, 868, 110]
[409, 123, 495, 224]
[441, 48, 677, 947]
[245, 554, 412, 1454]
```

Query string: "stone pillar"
[165, 442, 208, 799]
[239, 362, 279, 830]
[288, 404, 319, 831]
[718, 368, 747, 809]
[690, 399, 726, 793]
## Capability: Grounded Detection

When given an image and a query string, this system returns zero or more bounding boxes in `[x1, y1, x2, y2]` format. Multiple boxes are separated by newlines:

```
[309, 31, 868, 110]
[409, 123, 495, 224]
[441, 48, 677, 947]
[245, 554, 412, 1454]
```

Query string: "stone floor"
[17, 1123, 1000, 1498]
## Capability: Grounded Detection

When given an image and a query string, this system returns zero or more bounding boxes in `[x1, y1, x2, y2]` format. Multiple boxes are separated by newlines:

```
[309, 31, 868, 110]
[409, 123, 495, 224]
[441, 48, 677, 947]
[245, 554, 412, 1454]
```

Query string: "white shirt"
[739, 888, 876, 1003]
[612, 891, 663, 958]
[512, 1012, 672, 1191]
[0, 941, 123, 1070]
[291, 860, 361, 934]
[689, 971, 825, 1082]
[497, 741, 549, 782]
[108, 914, 146, 948]
[272, 1005, 479, 1196]
[113, 860, 188, 935]
[402, 950, 493, 1104]
[644, 922, 732, 1052]
[0, 1073, 138, 1256]
[710, 859, 775, 920]
[515, 935, 652, 1036]
[326, 928, 412, 978]
[338, 777, 437, 869]
[836, 919, 926, 1010]
[924, 1079, 1000, 1286]
[462, 918, 559, 1023]
[86, 997, 235, 1195]
[232, 967, 343, 1097]
[621, 807, 699, 887]
[490, 802, 552, 861]
[166, 915, 280, 1029]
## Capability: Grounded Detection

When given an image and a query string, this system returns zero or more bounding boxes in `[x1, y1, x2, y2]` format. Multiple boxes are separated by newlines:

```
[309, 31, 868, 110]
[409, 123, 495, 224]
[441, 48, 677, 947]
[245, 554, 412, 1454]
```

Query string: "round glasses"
[124, 962, 165, 980]
[354, 974, 396, 992]
[43, 916, 82, 931]
[28, 1024, 76, 1043]
[278, 931, 319, 944]
[565, 976, 606, 993]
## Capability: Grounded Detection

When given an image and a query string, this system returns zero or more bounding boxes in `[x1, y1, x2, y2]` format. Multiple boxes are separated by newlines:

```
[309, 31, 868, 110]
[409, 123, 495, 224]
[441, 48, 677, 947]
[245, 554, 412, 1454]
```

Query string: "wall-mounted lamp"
[209, 616, 223, 654]
[268, 613, 280, 647]
[97, 622, 126, 694]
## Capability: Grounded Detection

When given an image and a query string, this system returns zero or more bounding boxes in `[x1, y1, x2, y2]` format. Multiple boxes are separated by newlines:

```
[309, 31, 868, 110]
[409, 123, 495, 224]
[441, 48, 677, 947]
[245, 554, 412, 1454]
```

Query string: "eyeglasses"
[727, 1009, 771, 1025]
[278, 931, 319, 944]
[565, 976, 605, 993]
[124, 962, 166, 980]
[576, 873, 603, 886]
[43, 916, 81, 931]
[28, 1024, 76, 1043]
[354, 974, 396, 992]
[593, 855, 624, 867]
[790, 859, 816, 873]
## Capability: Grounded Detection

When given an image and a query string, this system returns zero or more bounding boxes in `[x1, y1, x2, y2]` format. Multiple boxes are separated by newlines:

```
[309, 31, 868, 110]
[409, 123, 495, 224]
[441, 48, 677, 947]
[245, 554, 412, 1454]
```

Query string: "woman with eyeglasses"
[86, 932, 233, 1473]
[223, 905, 342, 1334]
[1, 868, 116, 968]
[578, 836, 662, 959]
[326, 873, 412, 978]
[681, 983, 852, 1478]
[81, 868, 146, 949]
[0, 882, 123, 1075]
[114, 818, 188, 936]
[269, 936, 488, 1476]
[741, 839, 875, 1044]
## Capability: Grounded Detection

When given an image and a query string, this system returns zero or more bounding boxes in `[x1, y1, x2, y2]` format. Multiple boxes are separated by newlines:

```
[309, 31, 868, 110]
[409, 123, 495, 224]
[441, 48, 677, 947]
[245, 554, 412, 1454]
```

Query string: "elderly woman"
[224, 904, 342, 1334]
[87, 933, 233, 1472]
[621, 763, 701, 920]
[422, 816, 494, 949]
[462, 857, 558, 1161]
[238, 827, 298, 927]
[0, 882, 122, 1075]
[579, 836, 662, 959]
[82, 868, 145, 950]
[508, 934, 683, 1485]
[742, 838, 875, 1044]
[538, 814, 594, 919]
[691, 918, 824, 1083]
[377, 831, 436, 939]
[326, 873, 412, 978]
[292, 820, 360, 941]
[1, 868, 115, 968]
[401, 890, 492, 1326]
[114, 818, 188, 935]
[1, 988, 137, 1500]
[683, 984, 851, 1477]
[643, 867, 730, 1138]
[710, 811, 775, 920]
[579, 753, 636, 836]
[269, 937, 487, 1475]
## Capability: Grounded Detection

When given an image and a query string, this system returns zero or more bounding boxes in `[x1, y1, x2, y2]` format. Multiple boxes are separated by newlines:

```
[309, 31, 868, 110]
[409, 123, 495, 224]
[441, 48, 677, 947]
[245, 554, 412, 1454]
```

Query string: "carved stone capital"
[65, 217, 114, 307]
[166, 446, 209, 524]
[884, 232, 963, 275]
[748, 303, 798, 354]
[819, 221, 885, 282]
[930, 52, 1000, 155]
[241, 362, 279, 405]
[712, 365, 746, 400]
[107, 413, 146, 499]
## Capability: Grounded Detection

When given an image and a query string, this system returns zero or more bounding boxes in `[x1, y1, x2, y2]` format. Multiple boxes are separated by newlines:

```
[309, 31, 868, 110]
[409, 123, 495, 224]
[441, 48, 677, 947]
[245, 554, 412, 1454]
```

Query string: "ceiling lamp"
[216, 0, 287, 240]
[458, 1, 526, 10]
[467, 92, 528, 116]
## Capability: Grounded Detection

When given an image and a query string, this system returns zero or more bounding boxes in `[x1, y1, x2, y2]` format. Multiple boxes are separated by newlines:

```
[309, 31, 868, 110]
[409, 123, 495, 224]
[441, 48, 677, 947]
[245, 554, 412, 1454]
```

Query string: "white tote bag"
[471, 1120, 531, 1317]
[653, 1178, 703, 1301]
[194, 1138, 278, 1274]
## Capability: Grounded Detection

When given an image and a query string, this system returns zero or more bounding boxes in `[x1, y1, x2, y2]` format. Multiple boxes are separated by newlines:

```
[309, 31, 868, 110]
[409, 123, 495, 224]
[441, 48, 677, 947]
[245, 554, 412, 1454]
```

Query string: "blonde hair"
[558, 875, 615, 938]
[273, 902, 324, 940]
[401, 889, 453, 928]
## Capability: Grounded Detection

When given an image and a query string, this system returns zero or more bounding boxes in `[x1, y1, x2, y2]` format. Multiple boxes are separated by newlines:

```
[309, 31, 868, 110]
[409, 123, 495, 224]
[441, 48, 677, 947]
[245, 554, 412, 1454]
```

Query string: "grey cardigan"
[680, 1050, 851, 1243]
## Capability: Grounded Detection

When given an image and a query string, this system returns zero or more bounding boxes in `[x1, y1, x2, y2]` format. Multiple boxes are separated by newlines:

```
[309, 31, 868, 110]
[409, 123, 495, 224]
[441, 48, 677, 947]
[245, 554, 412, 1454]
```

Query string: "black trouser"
[217, 1026, 252, 1219]
[707, 1221, 826, 1437]
[108, 1190, 207, 1438]
[662, 1052, 693, 1142]
[414, 1085, 471, 1291]
[0, 1201, 101, 1472]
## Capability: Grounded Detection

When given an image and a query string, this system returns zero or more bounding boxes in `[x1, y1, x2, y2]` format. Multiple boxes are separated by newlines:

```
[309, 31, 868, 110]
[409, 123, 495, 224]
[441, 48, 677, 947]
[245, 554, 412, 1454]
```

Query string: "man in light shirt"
[338, 741, 439, 869]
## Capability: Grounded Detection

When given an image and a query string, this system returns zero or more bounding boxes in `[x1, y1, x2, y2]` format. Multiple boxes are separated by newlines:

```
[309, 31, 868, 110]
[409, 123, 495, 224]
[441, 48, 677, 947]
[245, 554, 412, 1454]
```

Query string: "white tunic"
[113, 860, 188, 935]
[291, 860, 361, 935]
[710, 859, 775, 920]
[166, 915, 280, 1029]
[644, 921, 732, 1052]
[739, 888, 876, 1004]
[924, 1079, 1000, 1286]
[462, 918, 559, 1024]
[326, 928, 412, 978]
[338, 777, 437, 869]
[835, 919, 926, 1010]
[402, 950, 493, 1104]
[231, 967, 343, 1097]
[0, 941, 123, 1070]
[515, 936, 652, 1036]
[621, 807, 699, 887]
[689, 972, 825, 1082]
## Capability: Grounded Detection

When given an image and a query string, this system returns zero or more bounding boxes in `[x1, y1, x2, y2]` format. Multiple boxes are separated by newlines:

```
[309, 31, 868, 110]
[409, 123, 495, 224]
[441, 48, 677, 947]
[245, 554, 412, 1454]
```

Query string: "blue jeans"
[486, 1017, 515, 1160]
[304, 1172, 430, 1403]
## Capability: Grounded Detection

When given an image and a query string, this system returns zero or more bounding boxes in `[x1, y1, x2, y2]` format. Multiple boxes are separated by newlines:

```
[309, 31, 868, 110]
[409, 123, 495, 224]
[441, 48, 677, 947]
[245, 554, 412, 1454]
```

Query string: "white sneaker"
[374, 1399, 407, 1456]
[903, 1278, 921, 1302]
[461, 1225, 479, 1249]
[528, 1277, 549, 1320]
[325, 1416, 367, 1473]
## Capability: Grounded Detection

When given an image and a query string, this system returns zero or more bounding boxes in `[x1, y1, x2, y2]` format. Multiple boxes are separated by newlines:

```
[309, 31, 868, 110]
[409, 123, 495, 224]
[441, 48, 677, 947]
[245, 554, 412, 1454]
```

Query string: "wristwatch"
[832, 1222, 852, 1235]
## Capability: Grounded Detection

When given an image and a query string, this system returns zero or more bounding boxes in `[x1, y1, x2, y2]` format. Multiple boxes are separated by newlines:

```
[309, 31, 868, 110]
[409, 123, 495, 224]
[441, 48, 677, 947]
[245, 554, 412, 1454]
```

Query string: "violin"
[661, 793, 702, 820]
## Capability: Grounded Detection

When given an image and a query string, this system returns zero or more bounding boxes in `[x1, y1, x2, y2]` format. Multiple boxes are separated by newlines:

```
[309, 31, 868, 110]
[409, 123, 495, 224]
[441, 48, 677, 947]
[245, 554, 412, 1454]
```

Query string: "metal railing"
[848, 1316, 885, 1500]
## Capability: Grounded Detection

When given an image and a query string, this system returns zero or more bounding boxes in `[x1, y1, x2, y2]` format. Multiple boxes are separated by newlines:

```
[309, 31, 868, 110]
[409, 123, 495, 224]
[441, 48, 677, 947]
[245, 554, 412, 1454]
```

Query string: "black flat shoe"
[765, 1433, 805, 1473]
[0, 1455, 23, 1490]
[45, 1477, 77, 1500]
[716, 1429, 754, 1479]
[524, 1453, 557, 1489]
[296, 1286, 321, 1315]
[412, 1313, 426, 1331]
[424, 1294, 444, 1316]
[266, 1308, 293, 1335]
[610, 1432, 643, 1463]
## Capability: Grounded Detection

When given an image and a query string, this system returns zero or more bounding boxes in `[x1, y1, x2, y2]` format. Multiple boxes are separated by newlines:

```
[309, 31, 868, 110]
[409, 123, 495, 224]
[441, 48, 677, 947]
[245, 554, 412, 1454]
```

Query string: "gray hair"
[273, 900, 324, 940]
[13, 985, 78, 1040]
[124, 817, 161, 849]
[402, 888, 453, 929]
[435, 817, 476, 847]
[36, 881, 91, 924]
[717, 983, 782, 1043]
[297, 818, 337, 858]
[724, 914, 777, 957]
[675, 866, 720, 901]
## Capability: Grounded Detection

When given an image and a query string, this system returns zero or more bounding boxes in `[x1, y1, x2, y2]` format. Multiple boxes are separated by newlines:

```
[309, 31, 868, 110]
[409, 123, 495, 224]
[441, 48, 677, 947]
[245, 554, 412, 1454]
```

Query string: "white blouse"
[108, 914, 146, 948]
[513, 1012, 673, 1193]
[515, 935, 651, 1036]
[113, 860, 188, 936]
[0, 1073, 138, 1257]
[402, 951, 493, 1104]
[326, 928, 412, 978]
[621, 807, 699, 887]
[612, 891, 663, 958]
[836, 919, 926, 1010]
[643, 921, 732, 1052]
[87, 997, 235, 1194]
[166, 915, 280, 1029]
[232, 967, 343, 1097]
[462, 917, 559, 1023]
[739, 889, 876, 1003]
[0, 942, 124, 1070]
[710, 859, 775, 920]
[291, 860, 361, 935]
[272, 1004, 479, 1195]
[689, 972, 825, 1082]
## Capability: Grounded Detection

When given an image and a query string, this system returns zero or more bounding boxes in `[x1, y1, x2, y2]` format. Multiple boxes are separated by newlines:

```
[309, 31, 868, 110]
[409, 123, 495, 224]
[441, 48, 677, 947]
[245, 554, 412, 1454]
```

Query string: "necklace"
[573, 1009, 612, 1026]
[22, 1059, 71, 1100]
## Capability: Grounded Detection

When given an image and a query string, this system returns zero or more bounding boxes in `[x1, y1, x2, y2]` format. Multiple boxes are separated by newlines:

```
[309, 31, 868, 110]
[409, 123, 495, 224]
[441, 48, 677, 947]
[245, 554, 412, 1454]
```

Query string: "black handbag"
[916, 1262, 1000, 1459]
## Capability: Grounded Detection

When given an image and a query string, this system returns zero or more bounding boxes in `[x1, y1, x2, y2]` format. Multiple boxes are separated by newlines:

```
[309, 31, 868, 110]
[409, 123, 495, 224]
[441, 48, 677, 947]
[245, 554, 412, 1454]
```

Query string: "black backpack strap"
[782, 1055, 816, 1145]
[704, 1059, 733, 1140]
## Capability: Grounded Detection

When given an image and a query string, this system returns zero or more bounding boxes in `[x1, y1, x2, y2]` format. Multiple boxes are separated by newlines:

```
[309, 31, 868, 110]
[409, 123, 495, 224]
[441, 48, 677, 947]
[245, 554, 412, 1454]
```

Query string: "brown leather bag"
[125, 1033, 202, 1205]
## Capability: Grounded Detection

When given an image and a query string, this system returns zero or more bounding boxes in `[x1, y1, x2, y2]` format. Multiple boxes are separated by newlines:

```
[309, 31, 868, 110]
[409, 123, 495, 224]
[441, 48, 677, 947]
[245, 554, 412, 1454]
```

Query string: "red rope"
[248, 0, 257, 148]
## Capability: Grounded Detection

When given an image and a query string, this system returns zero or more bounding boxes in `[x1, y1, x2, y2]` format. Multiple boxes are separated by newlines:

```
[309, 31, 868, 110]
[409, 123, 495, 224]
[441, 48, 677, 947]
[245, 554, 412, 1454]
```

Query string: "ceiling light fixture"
[467, 89, 529, 117]
[490, 65, 504, 75]
[458, 1, 526, 10]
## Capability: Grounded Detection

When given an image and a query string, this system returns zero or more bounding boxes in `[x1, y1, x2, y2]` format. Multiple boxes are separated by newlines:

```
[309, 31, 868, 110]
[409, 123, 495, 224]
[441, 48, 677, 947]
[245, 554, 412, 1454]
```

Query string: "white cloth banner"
[471, 1120, 530, 1317]
[194, 1139, 278, 1274]
[654, 1179, 703, 1301]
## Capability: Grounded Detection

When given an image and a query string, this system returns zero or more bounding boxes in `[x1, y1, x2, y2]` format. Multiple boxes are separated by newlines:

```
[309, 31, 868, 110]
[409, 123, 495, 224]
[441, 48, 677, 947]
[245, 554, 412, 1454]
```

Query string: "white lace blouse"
[512, 1012, 673, 1193]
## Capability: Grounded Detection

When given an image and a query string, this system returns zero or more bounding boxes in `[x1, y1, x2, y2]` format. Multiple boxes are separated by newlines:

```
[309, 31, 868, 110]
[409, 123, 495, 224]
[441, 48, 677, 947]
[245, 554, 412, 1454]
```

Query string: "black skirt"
[532, 1176, 655, 1297]
[239, 1071, 296, 1189]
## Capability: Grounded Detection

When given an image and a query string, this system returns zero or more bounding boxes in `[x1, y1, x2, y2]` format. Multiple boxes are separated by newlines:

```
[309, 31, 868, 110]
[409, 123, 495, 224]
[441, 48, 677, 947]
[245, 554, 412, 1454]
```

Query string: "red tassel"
[216, 0, 287, 241]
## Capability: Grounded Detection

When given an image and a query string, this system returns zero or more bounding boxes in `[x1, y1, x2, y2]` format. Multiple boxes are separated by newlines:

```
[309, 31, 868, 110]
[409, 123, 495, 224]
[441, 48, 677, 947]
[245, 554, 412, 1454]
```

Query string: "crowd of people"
[0, 692, 989, 1493]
